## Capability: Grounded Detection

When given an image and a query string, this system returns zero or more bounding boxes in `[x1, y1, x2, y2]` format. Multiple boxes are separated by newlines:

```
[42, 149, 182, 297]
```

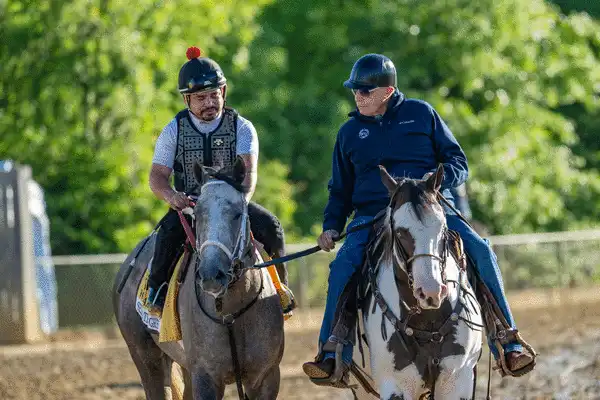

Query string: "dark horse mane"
[390, 177, 438, 223]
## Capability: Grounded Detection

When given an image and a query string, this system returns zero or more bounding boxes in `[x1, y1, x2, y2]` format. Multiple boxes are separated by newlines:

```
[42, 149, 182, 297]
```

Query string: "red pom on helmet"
[186, 46, 202, 60]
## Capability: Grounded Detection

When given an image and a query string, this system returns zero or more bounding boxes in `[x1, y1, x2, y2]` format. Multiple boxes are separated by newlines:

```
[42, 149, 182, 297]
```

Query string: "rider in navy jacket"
[303, 53, 535, 385]
[323, 91, 468, 234]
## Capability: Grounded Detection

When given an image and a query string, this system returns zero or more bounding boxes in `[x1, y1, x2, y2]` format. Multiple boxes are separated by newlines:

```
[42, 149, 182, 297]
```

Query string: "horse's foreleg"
[189, 369, 224, 400]
[124, 337, 172, 400]
[434, 361, 476, 400]
[367, 316, 424, 399]
[182, 368, 194, 400]
[375, 367, 424, 400]
[244, 365, 280, 400]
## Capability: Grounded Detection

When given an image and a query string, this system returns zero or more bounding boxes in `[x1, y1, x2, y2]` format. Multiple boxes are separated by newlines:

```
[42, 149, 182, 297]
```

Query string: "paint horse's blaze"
[364, 164, 483, 400]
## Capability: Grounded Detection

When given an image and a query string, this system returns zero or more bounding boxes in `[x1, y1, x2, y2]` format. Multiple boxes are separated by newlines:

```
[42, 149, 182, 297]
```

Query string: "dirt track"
[1, 288, 599, 399]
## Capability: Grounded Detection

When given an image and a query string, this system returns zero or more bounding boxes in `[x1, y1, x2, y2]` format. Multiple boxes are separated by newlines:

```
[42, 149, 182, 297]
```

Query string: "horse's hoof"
[302, 358, 335, 379]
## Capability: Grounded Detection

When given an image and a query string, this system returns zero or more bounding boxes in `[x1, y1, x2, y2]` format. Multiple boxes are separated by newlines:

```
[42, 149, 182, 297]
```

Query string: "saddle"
[314, 218, 536, 390]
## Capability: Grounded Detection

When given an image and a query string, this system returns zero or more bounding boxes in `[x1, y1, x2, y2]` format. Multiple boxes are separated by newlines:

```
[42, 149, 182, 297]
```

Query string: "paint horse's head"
[191, 156, 254, 297]
[379, 164, 450, 310]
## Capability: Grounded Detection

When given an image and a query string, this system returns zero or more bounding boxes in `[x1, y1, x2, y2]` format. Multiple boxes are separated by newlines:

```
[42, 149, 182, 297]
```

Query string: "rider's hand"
[318, 230, 339, 252]
[167, 191, 192, 211]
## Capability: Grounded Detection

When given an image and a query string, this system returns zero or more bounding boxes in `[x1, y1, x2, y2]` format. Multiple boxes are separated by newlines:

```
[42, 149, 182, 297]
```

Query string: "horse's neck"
[377, 258, 404, 319]
[443, 256, 461, 305]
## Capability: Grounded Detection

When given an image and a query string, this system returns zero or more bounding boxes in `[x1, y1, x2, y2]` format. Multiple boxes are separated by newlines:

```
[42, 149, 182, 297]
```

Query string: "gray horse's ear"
[193, 161, 203, 185]
[425, 163, 444, 193]
[193, 161, 216, 185]
[379, 165, 397, 194]
[233, 156, 246, 184]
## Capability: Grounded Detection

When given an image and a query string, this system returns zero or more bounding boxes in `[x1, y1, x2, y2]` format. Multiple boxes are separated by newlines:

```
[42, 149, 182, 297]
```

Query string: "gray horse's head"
[192, 156, 252, 297]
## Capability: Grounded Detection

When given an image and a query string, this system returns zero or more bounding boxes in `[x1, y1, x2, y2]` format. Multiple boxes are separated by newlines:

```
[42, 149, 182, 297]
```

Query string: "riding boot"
[248, 202, 288, 285]
[149, 209, 186, 307]
[446, 214, 536, 377]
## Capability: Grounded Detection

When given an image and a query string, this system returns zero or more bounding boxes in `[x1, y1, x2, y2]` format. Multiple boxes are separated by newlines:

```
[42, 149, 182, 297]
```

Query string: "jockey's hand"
[167, 191, 193, 211]
[318, 230, 339, 252]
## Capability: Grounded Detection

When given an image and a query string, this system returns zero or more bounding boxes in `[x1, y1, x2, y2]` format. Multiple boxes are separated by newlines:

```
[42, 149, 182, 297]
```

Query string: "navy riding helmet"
[344, 53, 397, 91]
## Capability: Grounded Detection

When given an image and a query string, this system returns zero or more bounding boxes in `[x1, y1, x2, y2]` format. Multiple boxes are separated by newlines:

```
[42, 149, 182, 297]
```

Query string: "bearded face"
[185, 87, 225, 121]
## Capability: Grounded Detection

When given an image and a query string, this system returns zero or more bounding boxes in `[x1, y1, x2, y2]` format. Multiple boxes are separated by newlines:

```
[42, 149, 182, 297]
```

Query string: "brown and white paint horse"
[363, 165, 483, 400]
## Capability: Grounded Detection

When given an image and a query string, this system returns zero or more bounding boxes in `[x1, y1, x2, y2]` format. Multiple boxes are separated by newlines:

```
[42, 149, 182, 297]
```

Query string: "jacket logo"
[214, 138, 224, 146]
[398, 120, 415, 125]
[358, 128, 370, 139]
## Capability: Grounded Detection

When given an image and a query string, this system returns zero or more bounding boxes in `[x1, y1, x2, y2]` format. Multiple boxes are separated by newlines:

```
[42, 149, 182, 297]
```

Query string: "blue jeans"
[319, 216, 374, 365]
[446, 214, 522, 357]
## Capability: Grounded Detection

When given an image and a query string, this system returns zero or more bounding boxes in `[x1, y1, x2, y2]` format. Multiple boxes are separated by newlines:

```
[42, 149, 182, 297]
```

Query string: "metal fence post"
[0, 164, 43, 344]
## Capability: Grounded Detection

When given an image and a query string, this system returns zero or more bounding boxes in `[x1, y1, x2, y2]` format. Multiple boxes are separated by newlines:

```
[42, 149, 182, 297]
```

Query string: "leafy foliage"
[1, 0, 599, 256]
[231, 0, 600, 235]
[0, 0, 275, 253]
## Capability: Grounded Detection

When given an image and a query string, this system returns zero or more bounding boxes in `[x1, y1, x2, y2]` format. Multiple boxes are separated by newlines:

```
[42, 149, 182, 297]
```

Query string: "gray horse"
[113, 157, 285, 400]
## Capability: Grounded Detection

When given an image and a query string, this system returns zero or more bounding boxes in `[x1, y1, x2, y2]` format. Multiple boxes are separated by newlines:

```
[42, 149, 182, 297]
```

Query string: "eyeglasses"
[188, 89, 222, 101]
[351, 88, 378, 96]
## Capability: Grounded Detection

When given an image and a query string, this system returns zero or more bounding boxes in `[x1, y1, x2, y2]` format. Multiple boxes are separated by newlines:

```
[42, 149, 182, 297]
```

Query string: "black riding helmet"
[343, 53, 397, 90]
[178, 46, 227, 94]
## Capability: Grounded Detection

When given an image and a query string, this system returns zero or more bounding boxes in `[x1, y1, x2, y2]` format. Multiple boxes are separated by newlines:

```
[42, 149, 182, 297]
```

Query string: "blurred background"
[1, 0, 599, 398]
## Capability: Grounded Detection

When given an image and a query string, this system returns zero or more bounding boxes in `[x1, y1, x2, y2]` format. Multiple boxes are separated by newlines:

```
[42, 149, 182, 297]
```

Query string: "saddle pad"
[134, 257, 185, 341]
[159, 255, 185, 342]
[135, 266, 161, 333]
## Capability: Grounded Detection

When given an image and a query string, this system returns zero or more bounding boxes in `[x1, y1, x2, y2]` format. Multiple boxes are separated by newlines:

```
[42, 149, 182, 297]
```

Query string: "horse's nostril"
[440, 284, 448, 297]
[427, 297, 434, 307]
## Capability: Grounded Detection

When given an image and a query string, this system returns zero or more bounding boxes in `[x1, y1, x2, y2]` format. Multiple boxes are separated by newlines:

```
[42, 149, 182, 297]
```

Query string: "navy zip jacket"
[323, 91, 468, 233]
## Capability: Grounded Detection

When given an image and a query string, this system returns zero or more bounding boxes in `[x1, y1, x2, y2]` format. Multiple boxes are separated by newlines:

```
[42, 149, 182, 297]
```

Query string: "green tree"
[231, 0, 600, 235]
[0, 0, 275, 254]
[551, 0, 600, 18]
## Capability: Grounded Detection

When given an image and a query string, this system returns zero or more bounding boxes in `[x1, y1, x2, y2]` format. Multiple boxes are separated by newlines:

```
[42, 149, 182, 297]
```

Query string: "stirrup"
[493, 330, 537, 378]
[149, 282, 168, 307]
[309, 374, 353, 389]
[309, 341, 354, 389]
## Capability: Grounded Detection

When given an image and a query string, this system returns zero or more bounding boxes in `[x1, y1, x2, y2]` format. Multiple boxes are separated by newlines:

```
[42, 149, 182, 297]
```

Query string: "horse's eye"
[233, 213, 243, 221]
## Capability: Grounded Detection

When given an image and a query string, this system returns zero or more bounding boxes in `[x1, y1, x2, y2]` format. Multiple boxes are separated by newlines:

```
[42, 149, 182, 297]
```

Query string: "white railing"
[51, 228, 600, 266]
[48, 228, 600, 326]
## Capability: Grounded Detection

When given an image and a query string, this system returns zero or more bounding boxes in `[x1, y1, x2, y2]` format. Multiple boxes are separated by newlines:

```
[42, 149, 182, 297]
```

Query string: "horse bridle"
[190, 180, 262, 400]
[194, 181, 256, 286]
[387, 182, 449, 289]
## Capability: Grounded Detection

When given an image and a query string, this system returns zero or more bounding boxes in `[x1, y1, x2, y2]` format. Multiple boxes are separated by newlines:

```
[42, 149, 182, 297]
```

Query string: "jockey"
[147, 46, 287, 308]
[302, 53, 534, 382]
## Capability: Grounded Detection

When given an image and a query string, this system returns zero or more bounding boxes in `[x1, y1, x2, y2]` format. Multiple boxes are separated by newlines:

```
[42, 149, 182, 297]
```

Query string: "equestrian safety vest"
[173, 107, 238, 194]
